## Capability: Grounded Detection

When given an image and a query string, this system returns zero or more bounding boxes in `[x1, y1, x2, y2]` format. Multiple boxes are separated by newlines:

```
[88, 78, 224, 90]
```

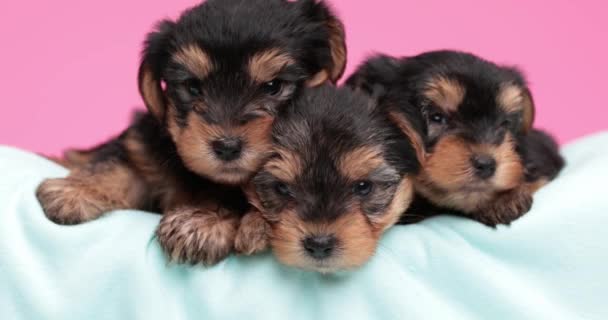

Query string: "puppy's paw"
[476, 188, 533, 227]
[234, 210, 270, 255]
[157, 207, 239, 266]
[36, 178, 109, 225]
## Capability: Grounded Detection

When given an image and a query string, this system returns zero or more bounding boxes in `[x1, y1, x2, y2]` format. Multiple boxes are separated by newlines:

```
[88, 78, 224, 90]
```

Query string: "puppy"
[346, 50, 564, 226]
[237, 85, 421, 272]
[35, 0, 347, 265]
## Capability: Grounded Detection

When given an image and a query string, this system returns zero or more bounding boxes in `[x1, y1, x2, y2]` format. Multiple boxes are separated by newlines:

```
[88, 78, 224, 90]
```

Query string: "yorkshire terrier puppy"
[346, 50, 564, 226]
[36, 0, 347, 265]
[237, 85, 421, 272]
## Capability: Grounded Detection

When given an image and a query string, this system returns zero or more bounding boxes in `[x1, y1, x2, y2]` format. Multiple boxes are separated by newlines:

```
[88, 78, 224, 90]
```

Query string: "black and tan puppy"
[346, 50, 564, 226]
[36, 0, 347, 265]
[238, 85, 421, 272]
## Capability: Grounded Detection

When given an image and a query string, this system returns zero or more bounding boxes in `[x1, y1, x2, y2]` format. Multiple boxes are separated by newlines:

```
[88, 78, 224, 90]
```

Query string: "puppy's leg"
[156, 197, 244, 266]
[474, 185, 533, 227]
[234, 209, 270, 255]
[521, 129, 565, 192]
[36, 161, 146, 225]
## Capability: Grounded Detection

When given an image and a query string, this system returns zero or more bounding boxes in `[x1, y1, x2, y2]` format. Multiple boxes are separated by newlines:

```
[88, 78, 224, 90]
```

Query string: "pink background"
[1, 0, 606, 156]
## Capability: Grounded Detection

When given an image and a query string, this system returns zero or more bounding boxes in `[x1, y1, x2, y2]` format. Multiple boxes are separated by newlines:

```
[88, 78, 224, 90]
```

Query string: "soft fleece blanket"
[1, 132, 607, 320]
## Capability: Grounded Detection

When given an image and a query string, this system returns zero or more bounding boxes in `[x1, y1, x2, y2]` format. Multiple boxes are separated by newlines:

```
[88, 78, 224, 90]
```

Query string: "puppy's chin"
[269, 211, 378, 273]
[271, 247, 371, 274]
[210, 168, 253, 185]
[178, 144, 265, 185]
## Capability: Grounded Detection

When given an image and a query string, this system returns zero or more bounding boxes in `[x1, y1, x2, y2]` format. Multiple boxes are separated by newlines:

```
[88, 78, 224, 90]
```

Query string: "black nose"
[471, 154, 496, 179]
[303, 235, 337, 260]
[211, 138, 242, 162]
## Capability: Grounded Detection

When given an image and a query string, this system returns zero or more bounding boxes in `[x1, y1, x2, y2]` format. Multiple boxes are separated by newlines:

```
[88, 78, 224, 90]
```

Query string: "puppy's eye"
[185, 79, 202, 97]
[274, 181, 291, 197]
[262, 79, 283, 96]
[429, 112, 447, 124]
[501, 119, 514, 129]
[353, 180, 373, 196]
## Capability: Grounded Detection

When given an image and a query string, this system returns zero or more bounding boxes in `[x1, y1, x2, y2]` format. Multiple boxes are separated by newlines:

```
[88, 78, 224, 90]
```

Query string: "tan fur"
[264, 148, 302, 184]
[338, 146, 384, 180]
[477, 133, 524, 191]
[123, 130, 180, 209]
[475, 185, 533, 225]
[138, 63, 165, 120]
[416, 133, 524, 213]
[305, 70, 329, 87]
[172, 45, 213, 79]
[36, 163, 146, 224]
[497, 84, 524, 114]
[424, 77, 465, 113]
[527, 178, 549, 193]
[387, 111, 426, 165]
[418, 135, 474, 192]
[325, 17, 347, 82]
[270, 209, 377, 273]
[156, 204, 240, 265]
[521, 89, 535, 132]
[369, 177, 415, 233]
[248, 49, 295, 83]
[234, 209, 271, 255]
[497, 83, 535, 132]
[167, 108, 273, 184]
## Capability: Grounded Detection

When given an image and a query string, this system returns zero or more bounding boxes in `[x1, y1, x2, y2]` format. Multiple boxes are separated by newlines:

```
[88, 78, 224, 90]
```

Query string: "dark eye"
[185, 79, 202, 96]
[262, 79, 283, 96]
[429, 112, 446, 124]
[274, 181, 291, 197]
[353, 180, 373, 196]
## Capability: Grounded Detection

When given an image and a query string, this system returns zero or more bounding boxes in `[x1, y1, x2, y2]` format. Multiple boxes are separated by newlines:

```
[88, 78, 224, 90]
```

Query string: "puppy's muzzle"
[471, 154, 496, 179]
[302, 234, 337, 260]
[211, 137, 243, 162]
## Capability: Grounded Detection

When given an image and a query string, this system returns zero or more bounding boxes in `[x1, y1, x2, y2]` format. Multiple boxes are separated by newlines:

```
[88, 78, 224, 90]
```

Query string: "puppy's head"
[247, 86, 420, 273]
[138, 0, 346, 184]
[347, 51, 535, 212]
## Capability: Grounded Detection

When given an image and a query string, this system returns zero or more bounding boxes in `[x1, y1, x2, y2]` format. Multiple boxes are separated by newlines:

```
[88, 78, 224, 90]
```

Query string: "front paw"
[476, 188, 533, 227]
[234, 210, 270, 255]
[157, 207, 239, 266]
[36, 178, 106, 225]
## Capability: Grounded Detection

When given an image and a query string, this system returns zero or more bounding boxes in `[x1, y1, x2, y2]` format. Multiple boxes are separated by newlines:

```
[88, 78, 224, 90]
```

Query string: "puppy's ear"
[138, 20, 175, 121]
[345, 54, 401, 96]
[301, 0, 347, 85]
[503, 67, 535, 133]
[387, 109, 427, 167]
[521, 88, 535, 133]
[243, 182, 263, 212]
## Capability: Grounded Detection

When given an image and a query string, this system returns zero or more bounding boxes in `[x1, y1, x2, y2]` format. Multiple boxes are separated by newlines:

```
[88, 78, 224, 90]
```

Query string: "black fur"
[347, 50, 565, 226]
[253, 85, 420, 222]
[36, 0, 346, 266]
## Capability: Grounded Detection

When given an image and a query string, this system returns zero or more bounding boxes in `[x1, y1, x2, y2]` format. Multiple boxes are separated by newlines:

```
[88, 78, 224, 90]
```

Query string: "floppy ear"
[345, 54, 401, 96]
[137, 20, 175, 122]
[387, 109, 427, 167]
[243, 182, 263, 212]
[521, 88, 535, 133]
[503, 67, 535, 133]
[302, 0, 347, 85]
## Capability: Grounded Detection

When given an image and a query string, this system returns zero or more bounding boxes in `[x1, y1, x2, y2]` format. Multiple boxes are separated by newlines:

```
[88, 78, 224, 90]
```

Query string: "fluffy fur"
[238, 85, 421, 273]
[36, 0, 347, 265]
[347, 50, 564, 226]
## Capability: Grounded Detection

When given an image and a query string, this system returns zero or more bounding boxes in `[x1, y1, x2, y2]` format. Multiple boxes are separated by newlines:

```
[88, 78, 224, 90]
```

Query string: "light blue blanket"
[1, 132, 607, 320]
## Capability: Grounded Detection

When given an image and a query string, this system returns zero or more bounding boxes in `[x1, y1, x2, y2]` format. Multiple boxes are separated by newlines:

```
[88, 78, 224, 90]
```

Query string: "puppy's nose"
[211, 138, 242, 162]
[303, 235, 337, 260]
[471, 154, 496, 179]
